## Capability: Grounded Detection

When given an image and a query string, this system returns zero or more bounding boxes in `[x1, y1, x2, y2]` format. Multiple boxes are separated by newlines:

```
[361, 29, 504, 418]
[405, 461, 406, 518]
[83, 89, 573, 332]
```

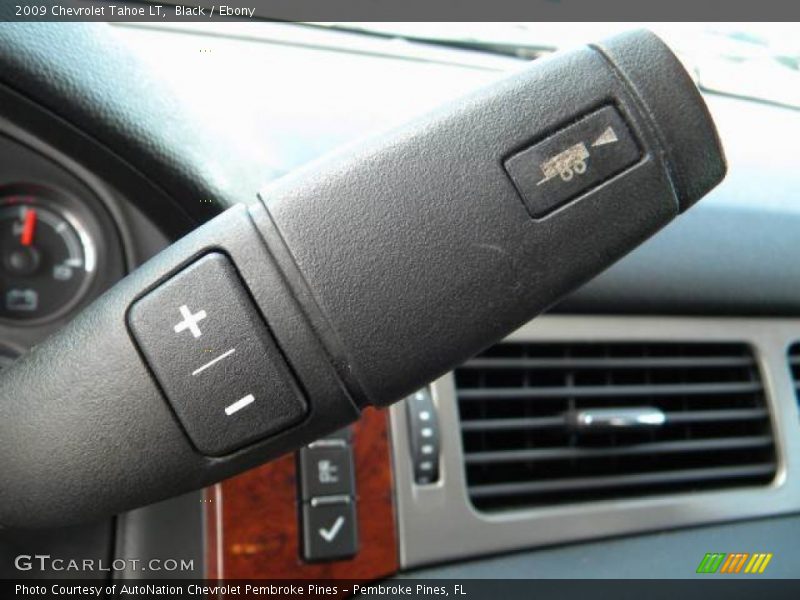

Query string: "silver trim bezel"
[390, 315, 800, 569]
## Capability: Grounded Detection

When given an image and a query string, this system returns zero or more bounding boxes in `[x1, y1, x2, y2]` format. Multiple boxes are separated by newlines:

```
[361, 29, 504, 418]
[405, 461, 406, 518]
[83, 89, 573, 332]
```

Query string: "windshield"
[311, 22, 800, 110]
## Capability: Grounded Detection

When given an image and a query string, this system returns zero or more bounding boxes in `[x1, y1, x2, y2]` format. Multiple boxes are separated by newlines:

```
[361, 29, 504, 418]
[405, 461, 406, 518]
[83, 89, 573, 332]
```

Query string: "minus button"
[224, 394, 255, 416]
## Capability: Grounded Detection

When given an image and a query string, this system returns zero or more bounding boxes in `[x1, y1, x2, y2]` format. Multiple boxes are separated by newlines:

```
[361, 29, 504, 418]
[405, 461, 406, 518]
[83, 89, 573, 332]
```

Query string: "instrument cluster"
[0, 128, 128, 365]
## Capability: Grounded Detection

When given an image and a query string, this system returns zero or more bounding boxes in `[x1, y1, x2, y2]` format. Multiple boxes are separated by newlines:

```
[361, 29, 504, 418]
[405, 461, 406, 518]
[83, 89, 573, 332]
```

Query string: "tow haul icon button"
[505, 105, 640, 218]
[536, 142, 589, 185]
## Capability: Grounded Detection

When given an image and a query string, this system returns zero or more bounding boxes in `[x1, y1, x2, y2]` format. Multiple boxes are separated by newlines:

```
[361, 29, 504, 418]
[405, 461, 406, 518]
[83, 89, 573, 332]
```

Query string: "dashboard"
[1, 21, 800, 580]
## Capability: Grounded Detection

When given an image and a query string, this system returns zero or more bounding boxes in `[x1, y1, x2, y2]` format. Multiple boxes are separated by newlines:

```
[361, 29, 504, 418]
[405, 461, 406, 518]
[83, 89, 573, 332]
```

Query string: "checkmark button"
[319, 515, 346, 542]
[302, 498, 358, 562]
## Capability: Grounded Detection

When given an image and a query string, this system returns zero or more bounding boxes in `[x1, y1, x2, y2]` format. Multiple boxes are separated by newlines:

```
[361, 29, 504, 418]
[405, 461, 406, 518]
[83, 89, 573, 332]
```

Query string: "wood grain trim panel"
[205, 407, 398, 579]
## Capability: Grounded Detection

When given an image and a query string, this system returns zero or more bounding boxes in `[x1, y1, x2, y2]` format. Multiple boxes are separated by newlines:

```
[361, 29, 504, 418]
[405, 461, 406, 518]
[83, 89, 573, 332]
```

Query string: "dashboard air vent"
[455, 342, 777, 512]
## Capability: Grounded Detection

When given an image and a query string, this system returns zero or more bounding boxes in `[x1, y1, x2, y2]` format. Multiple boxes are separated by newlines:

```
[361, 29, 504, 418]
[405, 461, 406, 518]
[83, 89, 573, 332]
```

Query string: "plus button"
[173, 304, 207, 339]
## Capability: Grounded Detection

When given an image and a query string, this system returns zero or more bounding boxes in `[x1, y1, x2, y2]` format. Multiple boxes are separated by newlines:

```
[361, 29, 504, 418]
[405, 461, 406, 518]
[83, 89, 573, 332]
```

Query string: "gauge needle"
[20, 208, 37, 246]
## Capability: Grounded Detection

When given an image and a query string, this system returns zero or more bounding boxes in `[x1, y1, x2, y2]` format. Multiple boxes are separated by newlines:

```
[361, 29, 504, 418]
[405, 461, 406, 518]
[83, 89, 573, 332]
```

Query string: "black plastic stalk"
[0, 31, 725, 527]
[260, 30, 724, 408]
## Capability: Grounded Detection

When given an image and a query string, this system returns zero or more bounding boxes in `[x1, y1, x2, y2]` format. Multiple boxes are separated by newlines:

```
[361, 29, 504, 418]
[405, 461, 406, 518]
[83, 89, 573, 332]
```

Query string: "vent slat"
[461, 416, 566, 432]
[457, 342, 777, 512]
[665, 408, 769, 424]
[460, 408, 768, 432]
[458, 381, 762, 400]
[464, 435, 774, 464]
[463, 356, 755, 370]
[468, 464, 777, 500]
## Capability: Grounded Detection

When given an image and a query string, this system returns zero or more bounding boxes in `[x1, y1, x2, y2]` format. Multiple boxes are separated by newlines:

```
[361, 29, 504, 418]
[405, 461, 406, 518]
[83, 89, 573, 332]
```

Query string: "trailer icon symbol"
[537, 142, 589, 186]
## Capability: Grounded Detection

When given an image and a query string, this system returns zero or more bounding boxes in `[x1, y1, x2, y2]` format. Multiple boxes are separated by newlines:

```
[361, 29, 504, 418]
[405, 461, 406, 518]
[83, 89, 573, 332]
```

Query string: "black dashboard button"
[505, 105, 641, 218]
[301, 497, 358, 562]
[298, 445, 355, 500]
[128, 252, 307, 456]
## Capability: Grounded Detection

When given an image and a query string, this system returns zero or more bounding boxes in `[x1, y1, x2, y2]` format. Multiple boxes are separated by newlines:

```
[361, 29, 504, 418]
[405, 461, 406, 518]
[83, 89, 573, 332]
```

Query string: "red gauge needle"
[20, 208, 37, 247]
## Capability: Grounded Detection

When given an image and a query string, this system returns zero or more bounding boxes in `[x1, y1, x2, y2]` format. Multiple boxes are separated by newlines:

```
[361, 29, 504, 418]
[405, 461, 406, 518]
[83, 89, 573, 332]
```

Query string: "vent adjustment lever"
[569, 407, 666, 432]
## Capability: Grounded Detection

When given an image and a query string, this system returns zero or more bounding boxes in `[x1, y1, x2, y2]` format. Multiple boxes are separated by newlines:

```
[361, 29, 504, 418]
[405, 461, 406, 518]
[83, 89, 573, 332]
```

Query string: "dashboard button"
[298, 445, 355, 500]
[505, 105, 640, 218]
[301, 497, 358, 562]
[128, 252, 307, 456]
